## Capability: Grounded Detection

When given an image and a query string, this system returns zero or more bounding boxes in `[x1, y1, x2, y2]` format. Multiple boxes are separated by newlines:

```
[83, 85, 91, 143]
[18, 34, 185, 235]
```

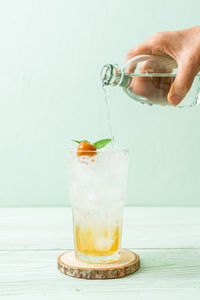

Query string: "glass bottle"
[101, 55, 200, 107]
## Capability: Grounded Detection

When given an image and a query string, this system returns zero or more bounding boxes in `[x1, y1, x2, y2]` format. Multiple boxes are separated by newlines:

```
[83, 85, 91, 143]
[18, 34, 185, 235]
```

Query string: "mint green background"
[0, 0, 200, 207]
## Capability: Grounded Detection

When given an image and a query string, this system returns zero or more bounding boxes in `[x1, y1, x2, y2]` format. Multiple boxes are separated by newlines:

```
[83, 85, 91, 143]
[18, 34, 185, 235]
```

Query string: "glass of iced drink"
[68, 147, 129, 263]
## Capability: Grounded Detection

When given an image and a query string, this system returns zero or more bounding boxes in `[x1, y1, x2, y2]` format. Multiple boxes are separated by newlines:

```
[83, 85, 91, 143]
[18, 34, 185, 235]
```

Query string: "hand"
[125, 26, 200, 105]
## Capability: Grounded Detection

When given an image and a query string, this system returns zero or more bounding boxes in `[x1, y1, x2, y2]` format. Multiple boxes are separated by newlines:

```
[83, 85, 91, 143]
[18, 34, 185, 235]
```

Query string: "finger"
[124, 42, 152, 63]
[125, 48, 154, 74]
[168, 61, 198, 106]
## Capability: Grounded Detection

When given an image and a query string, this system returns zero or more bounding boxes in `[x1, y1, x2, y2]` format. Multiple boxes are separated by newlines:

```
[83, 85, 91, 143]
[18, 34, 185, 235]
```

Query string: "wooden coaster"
[57, 249, 140, 279]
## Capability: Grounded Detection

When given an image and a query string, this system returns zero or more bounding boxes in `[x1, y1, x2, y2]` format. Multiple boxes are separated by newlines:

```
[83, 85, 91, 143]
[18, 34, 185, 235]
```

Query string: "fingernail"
[169, 95, 182, 105]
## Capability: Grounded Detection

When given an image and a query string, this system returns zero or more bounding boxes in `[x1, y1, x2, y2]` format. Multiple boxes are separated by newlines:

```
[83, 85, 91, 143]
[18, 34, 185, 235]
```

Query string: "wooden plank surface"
[0, 207, 200, 299]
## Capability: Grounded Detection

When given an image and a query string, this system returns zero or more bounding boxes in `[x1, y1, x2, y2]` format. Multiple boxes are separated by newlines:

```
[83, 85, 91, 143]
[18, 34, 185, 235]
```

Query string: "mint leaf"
[72, 140, 90, 144]
[72, 140, 81, 144]
[93, 139, 111, 149]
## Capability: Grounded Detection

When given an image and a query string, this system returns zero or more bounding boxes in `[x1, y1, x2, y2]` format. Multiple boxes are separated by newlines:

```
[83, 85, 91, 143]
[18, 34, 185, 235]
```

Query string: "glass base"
[75, 250, 120, 264]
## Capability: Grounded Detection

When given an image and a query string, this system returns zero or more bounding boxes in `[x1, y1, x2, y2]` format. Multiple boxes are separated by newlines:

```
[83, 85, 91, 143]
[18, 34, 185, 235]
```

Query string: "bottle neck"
[101, 64, 130, 88]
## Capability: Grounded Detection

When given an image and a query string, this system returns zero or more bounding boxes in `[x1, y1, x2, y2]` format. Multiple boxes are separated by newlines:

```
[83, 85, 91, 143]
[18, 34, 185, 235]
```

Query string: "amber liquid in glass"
[74, 223, 121, 257]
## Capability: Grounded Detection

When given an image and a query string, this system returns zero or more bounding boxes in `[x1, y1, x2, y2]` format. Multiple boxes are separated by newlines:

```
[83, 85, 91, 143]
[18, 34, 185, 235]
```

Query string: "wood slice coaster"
[57, 249, 140, 279]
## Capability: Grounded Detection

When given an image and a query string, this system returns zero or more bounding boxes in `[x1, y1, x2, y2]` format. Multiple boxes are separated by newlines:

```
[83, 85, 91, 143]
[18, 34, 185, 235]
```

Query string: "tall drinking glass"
[68, 148, 129, 263]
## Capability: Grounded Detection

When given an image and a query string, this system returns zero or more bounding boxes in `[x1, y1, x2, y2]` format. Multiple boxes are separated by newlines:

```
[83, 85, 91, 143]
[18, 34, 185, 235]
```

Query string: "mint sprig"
[93, 139, 111, 149]
[72, 139, 90, 144]
[72, 138, 112, 149]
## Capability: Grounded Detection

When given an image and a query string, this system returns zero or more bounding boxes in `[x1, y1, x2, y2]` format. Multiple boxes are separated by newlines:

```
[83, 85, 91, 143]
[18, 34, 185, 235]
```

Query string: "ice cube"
[95, 237, 115, 251]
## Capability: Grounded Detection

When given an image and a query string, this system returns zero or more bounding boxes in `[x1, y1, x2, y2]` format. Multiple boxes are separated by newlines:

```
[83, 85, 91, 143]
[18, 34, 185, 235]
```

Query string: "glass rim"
[66, 146, 128, 153]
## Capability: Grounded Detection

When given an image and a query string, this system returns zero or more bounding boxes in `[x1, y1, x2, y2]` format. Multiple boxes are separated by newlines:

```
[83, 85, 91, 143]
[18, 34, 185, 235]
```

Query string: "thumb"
[168, 61, 198, 106]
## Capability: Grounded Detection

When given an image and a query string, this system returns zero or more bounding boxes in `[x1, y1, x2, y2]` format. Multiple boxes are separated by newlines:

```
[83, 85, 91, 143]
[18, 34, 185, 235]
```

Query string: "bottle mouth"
[100, 64, 114, 86]
[100, 64, 123, 86]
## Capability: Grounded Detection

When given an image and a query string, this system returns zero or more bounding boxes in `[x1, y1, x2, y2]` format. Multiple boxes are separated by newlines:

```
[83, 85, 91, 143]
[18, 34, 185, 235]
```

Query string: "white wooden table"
[0, 207, 200, 300]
